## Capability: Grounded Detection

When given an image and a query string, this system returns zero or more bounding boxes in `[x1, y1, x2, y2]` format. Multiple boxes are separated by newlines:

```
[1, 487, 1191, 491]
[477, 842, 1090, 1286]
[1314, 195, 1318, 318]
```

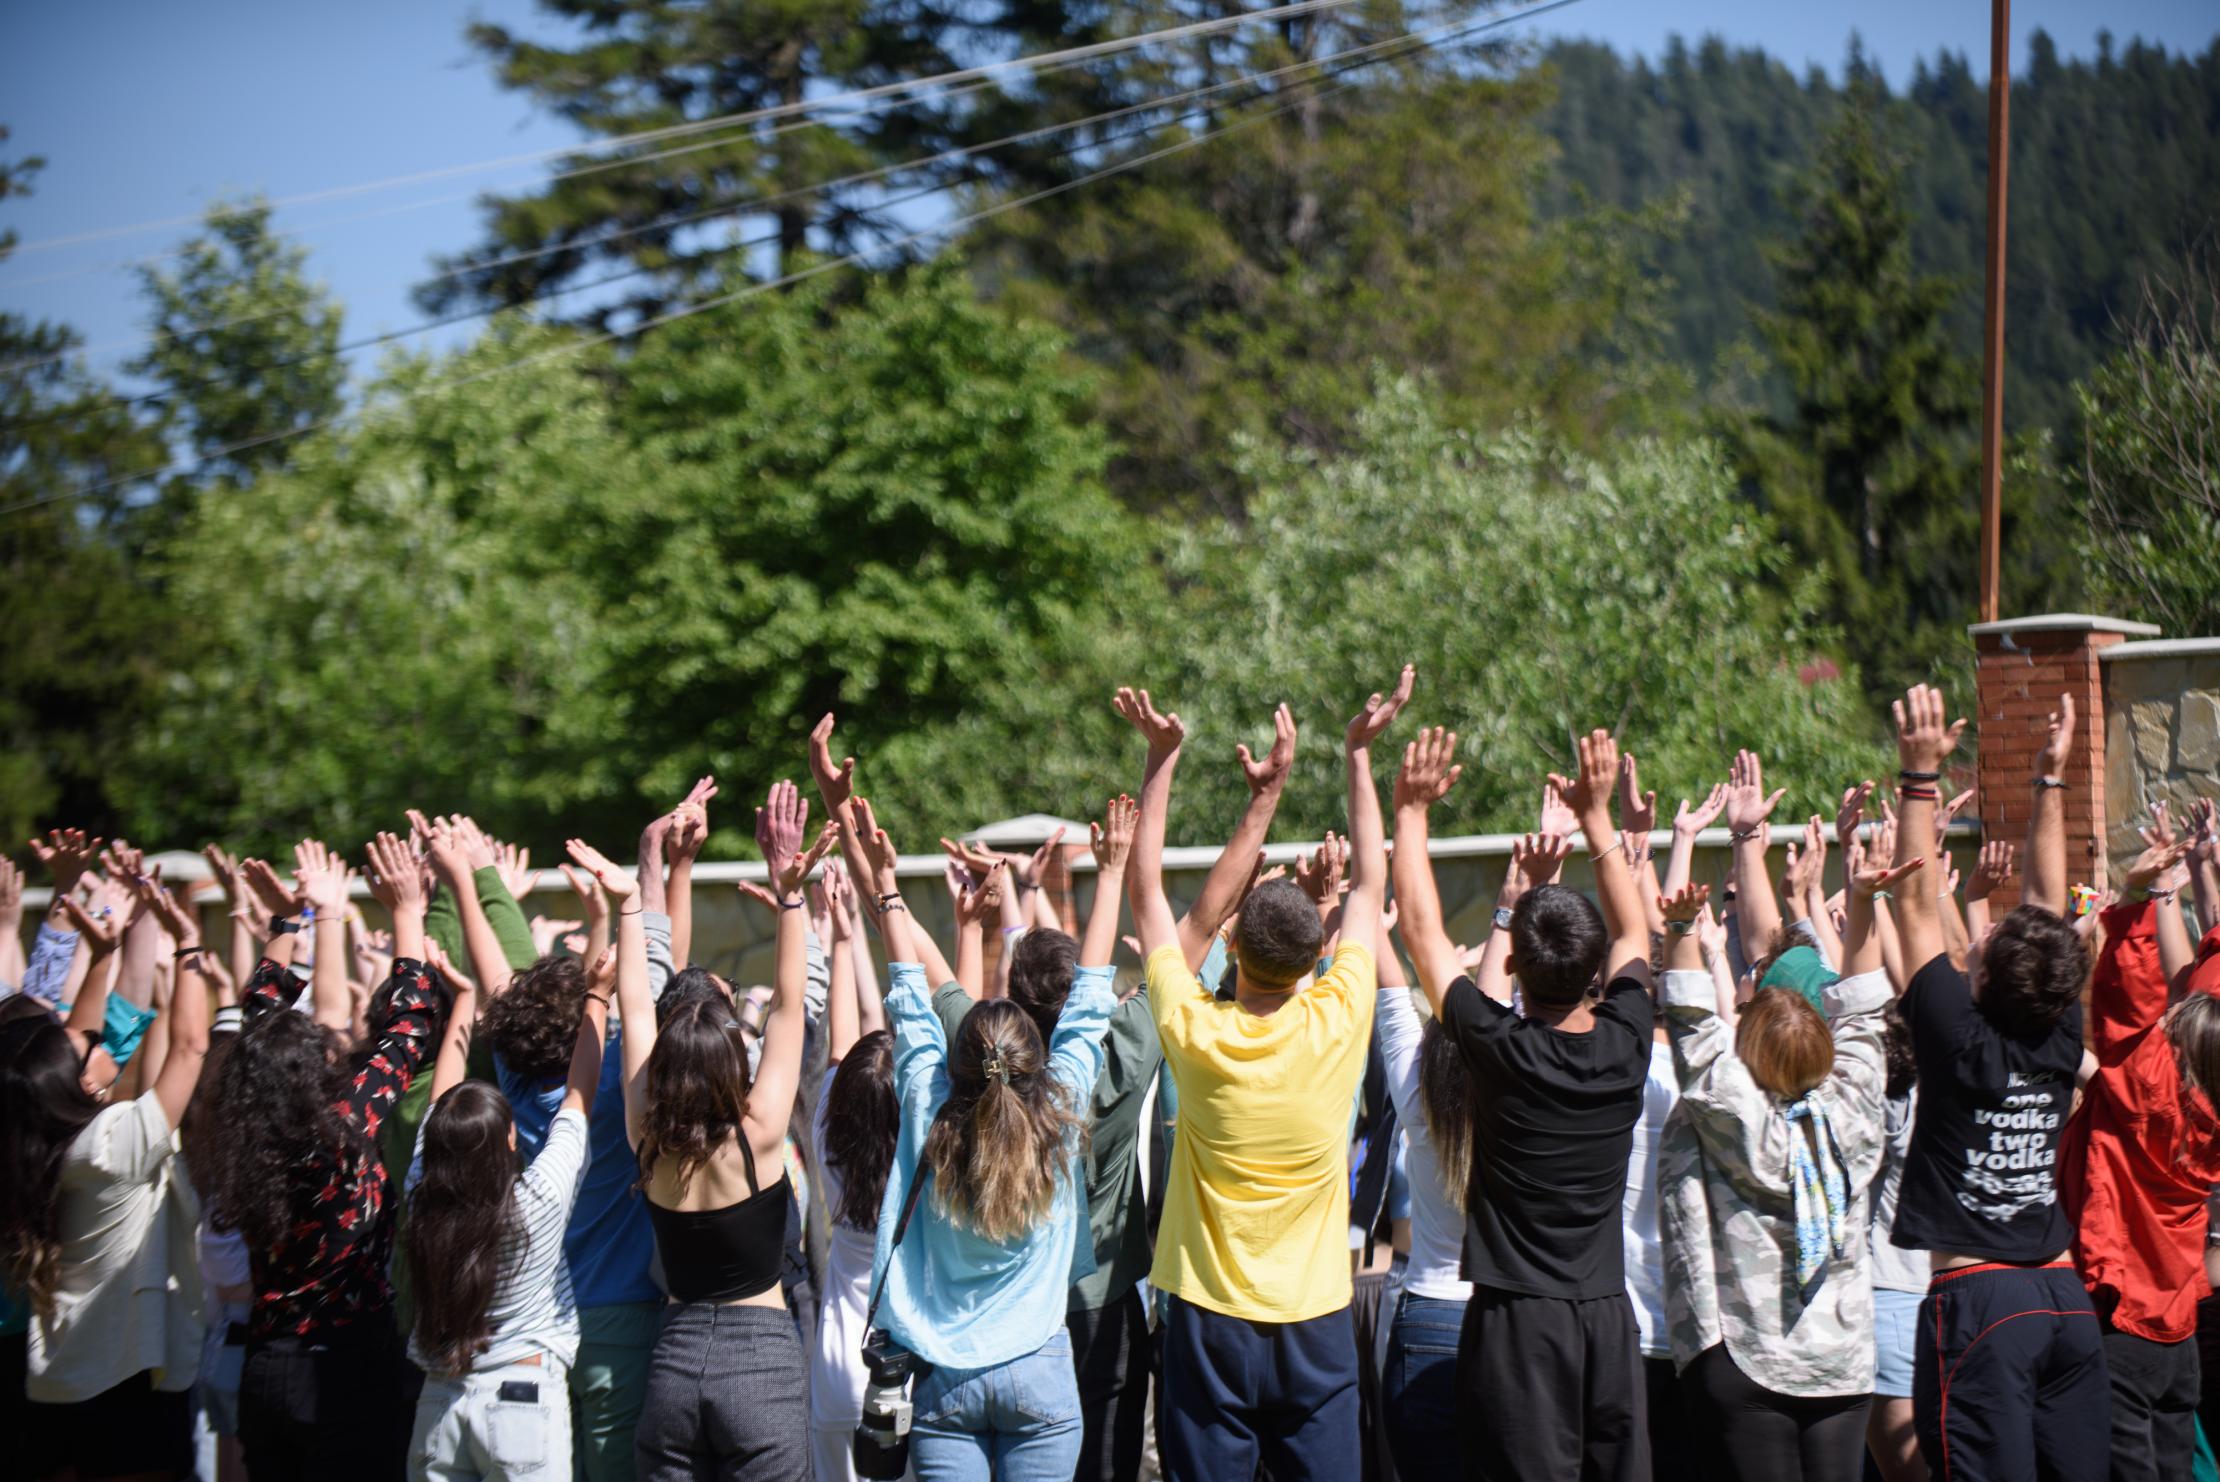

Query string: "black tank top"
[646, 1136, 791, 1304]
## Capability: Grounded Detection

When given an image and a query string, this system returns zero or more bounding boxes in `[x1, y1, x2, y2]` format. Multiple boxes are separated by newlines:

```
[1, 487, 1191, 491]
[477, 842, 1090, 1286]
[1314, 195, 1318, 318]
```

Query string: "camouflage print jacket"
[1658, 969, 1892, 1397]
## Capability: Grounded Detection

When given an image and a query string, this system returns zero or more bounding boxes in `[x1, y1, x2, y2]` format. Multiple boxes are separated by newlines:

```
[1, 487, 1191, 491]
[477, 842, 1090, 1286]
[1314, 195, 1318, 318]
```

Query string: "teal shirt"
[875, 963, 1113, 1369]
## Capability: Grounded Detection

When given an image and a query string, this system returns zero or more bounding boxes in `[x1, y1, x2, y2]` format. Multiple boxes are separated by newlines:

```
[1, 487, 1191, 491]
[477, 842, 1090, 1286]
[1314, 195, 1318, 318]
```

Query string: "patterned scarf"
[1785, 1096, 1850, 1303]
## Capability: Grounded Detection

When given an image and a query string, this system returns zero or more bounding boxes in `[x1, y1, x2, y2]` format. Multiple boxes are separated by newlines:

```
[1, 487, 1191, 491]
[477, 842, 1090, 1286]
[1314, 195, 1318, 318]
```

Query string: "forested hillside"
[1537, 30, 2220, 432]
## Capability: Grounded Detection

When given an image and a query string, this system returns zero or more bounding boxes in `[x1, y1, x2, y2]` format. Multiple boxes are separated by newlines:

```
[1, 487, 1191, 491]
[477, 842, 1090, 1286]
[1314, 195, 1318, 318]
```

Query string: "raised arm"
[1557, 728, 1651, 987]
[364, 831, 428, 965]
[0, 858, 24, 991]
[2188, 798, 2218, 937]
[951, 862, 1003, 998]
[560, 862, 612, 969]
[564, 946, 615, 1118]
[1724, 749, 1788, 957]
[1180, 704, 1296, 967]
[1392, 725, 1467, 1012]
[2126, 809, 2196, 993]
[1619, 756, 1666, 940]
[1664, 783, 1729, 898]
[426, 821, 513, 1000]
[292, 840, 355, 1033]
[1339, 665, 1412, 958]
[566, 839, 646, 1146]
[748, 781, 838, 1148]
[137, 878, 213, 1127]
[666, 776, 717, 970]
[822, 863, 864, 1064]
[2026, 694, 2075, 916]
[1116, 687, 1189, 956]
[1964, 839, 2015, 942]
[1844, 842, 1925, 981]
[425, 961, 478, 1103]
[1891, 683, 1969, 969]
[1084, 795, 1137, 966]
[57, 889, 128, 1053]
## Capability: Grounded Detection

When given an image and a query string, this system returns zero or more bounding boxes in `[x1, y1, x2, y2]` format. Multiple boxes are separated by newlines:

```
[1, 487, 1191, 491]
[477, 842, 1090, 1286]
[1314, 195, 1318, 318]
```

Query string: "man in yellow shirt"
[1116, 666, 1411, 1480]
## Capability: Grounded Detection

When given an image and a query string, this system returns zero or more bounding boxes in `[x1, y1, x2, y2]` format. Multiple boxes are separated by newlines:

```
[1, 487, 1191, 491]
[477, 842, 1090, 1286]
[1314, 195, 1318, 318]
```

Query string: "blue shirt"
[872, 962, 1114, 1370]
[497, 1023, 663, 1310]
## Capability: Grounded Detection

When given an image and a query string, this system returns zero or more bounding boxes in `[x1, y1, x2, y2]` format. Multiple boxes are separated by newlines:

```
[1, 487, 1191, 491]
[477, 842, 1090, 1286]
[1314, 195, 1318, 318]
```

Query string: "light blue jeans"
[910, 1328, 1081, 1482]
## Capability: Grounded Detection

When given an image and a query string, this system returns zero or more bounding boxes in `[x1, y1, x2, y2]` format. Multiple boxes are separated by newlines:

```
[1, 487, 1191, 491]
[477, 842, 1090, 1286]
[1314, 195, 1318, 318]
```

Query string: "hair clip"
[981, 1049, 1011, 1085]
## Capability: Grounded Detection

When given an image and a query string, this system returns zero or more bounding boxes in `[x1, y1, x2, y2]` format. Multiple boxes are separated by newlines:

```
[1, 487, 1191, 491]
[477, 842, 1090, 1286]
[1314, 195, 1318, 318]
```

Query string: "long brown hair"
[823, 1031, 897, 1230]
[921, 1001, 1082, 1242]
[405, 1082, 523, 1375]
[638, 995, 753, 1195]
[1416, 1019, 1477, 1209]
[2167, 992, 2220, 1121]
[0, 1001, 103, 1324]
[1737, 988, 1835, 1099]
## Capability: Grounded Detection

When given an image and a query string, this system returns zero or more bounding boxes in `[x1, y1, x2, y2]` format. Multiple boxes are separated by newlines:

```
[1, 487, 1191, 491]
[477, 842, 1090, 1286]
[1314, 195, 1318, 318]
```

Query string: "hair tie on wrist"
[779, 897, 805, 911]
[1897, 769, 1941, 783]
[1589, 840, 1624, 863]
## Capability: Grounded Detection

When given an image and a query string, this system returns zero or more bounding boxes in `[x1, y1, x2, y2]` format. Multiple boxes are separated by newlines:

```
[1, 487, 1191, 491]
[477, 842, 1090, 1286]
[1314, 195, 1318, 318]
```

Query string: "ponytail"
[921, 1000, 1083, 1242]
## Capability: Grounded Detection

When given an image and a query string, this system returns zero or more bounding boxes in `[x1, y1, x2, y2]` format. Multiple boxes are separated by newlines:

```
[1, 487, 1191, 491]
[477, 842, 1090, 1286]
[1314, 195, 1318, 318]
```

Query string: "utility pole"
[1977, 0, 2011, 622]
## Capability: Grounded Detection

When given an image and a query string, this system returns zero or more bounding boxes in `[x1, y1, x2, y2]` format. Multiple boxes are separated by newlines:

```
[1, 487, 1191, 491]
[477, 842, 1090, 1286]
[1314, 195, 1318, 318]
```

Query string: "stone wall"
[2103, 638, 2220, 877]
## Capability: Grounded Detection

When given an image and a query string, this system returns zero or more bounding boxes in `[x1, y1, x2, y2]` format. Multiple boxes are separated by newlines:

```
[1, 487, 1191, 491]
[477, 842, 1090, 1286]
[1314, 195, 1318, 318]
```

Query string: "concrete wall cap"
[2098, 638, 2220, 662]
[1966, 613, 2163, 639]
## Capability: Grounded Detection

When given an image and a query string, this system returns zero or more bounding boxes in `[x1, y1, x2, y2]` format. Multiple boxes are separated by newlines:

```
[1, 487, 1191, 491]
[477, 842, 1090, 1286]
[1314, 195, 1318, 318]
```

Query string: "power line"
[1, 0, 1370, 260]
[5, 10, 1499, 422]
[0, 0, 1587, 517]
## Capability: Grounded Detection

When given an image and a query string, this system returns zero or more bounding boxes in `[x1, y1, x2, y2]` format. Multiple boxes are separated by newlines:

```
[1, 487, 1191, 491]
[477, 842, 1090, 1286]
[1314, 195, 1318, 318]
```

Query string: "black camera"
[853, 1329, 918, 1479]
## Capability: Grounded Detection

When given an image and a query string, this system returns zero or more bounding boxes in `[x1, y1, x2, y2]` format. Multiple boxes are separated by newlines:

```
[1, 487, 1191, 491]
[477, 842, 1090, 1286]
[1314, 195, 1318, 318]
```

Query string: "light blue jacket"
[871, 961, 1114, 1370]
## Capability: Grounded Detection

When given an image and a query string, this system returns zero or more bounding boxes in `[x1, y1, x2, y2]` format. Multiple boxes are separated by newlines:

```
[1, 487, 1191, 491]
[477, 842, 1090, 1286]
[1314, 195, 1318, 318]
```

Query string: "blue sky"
[4, 0, 2216, 391]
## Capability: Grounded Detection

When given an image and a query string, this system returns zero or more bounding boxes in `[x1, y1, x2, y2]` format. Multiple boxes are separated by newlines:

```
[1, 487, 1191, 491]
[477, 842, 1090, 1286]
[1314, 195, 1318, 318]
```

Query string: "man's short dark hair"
[1233, 881, 1324, 988]
[1979, 906, 2088, 1039]
[479, 954, 586, 1081]
[1007, 929, 1079, 1047]
[1510, 884, 1608, 1007]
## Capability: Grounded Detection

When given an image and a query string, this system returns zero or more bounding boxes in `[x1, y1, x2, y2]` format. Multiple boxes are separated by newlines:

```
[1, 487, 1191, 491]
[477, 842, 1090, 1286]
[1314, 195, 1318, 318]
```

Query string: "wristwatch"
[1492, 906, 1515, 933]
[269, 915, 306, 935]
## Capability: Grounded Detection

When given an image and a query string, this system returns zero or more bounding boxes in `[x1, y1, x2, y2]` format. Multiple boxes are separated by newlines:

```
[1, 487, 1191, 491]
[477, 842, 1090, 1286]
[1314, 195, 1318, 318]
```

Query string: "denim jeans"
[409, 1356, 572, 1482]
[1382, 1290, 1464, 1479]
[910, 1328, 1082, 1482]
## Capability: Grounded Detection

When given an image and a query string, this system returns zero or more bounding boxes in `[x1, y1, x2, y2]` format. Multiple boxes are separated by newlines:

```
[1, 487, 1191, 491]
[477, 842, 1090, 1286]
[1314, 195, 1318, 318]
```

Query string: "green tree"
[129, 199, 345, 481]
[1731, 79, 1981, 698]
[423, 0, 957, 318]
[1161, 376, 1882, 841]
[0, 133, 170, 844]
[2074, 259, 2220, 635]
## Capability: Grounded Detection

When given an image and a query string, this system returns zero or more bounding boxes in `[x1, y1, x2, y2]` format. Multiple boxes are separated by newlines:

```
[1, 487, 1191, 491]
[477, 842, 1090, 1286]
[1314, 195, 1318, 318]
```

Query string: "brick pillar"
[1969, 614, 2159, 905]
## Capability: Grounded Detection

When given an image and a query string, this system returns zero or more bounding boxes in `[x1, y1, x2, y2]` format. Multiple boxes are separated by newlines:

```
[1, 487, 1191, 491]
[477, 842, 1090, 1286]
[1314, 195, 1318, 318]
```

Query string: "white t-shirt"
[810, 1063, 884, 1430]
[1374, 988, 1475, 1301]
[1623, 1036, 1679, 1359]
[28, 1092, 204, 1401]
[407, 1105, 591, 1372]
[1869, 1089, 1931, 1294]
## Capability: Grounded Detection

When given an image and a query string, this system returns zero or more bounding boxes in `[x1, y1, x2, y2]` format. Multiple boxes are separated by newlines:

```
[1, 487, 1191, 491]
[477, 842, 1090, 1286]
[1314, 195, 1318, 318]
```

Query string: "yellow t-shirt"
[1147, 940, 1377, 1322]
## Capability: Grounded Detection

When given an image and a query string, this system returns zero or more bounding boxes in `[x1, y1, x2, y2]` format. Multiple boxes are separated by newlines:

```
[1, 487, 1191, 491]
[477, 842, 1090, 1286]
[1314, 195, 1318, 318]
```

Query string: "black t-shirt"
[1892, 954, 2080, 1264]
[1440, 973, 1654, 1299]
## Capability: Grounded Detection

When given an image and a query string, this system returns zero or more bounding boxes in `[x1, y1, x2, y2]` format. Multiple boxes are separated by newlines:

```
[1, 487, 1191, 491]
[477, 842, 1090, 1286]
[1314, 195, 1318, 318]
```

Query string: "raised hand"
[1113, 686, 1188, 758]
[425, 819, 475, 888]
[100, 839, 146, 884]
[1394, 727, 1463, 813]
[293, 840, 350, 915]
[822, 859, 859, 940]
[560, 863, 608, 923]
[1850, 851, 1926, 900]
[365, 832, 426, 917]
[29, 827, 103, 894]
[564, 839, 638, 902]
[240, 857, 303, 921]
[809, 715, 857, 811]
[1967, 840, 2017, 901]
[1660, 882, 1710, 924]
[1295, 831, 1349, 905]
[1512, 832, 1574, 890]
[1894, 684, 1969, 774]
[1548, 728, 1621, 825]
[1238, 704, 1298, 795]
[774, 822, 838, 899]
[1346, 665, 1416, 753]
[135, 873, 201, 946]
[494, 840, 539, 900]
[755, 779, 811, 882]
[2125, 813, 2193, 892]
[1539, 780, 1577, 837]
[424, 940, 478, 996]
[1013, 827, 1067, 892]
[850, 797, 900, 886]
[2037, 693, 2076, 777]
[1725, 749, 1786, 835]
[2191, 798, 2217, 863]
[1618, 754, 1659, 836]
[60, 892, 127, 953]
[955, 858, 1006, 927]
[1938, 788, 1977, 835]
[530, 916, 585, 957]
[201, 844, 243, 905]
[1675, 782, 1731, 836]
[1091, 794, 1139, 876]
[1835, 781, 1875, 849]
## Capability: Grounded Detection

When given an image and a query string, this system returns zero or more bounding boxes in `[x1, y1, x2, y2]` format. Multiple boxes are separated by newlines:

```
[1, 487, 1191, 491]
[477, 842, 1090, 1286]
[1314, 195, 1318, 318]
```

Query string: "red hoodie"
[2062, 903, 2220, 1342]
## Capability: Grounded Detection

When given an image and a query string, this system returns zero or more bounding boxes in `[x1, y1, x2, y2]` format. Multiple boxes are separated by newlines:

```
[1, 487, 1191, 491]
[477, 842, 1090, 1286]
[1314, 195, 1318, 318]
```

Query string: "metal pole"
[1977, 0, 2011, 623]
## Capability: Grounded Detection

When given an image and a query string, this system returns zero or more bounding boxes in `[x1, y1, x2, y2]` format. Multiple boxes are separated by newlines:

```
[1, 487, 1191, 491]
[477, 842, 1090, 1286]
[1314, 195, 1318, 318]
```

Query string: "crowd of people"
[3, 668, 2219, 1482]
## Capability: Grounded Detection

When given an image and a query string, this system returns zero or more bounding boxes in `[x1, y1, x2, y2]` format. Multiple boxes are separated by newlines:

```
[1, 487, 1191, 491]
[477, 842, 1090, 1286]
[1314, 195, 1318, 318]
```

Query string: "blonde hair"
[921, 1001, 1084, 1242]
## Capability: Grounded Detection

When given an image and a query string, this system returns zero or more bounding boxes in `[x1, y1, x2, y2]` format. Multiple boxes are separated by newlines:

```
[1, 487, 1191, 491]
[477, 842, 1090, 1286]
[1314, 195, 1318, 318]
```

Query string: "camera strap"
[862, 1161, 929, 1336]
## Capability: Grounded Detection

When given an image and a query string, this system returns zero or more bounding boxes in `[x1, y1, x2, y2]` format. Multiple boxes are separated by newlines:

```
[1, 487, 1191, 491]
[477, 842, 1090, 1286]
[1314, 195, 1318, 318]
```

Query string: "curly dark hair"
[638, 995, 753, 1197]
[922, 1001, 1082, 1242]
[0, 1000, 104, 1324]
[199, 1008, 367, 1257]
[822, 1030, 897, 1230]
[1883, 1002, 1916, 1101]
[481, 954, 588, 1082]
[1007, 929, 1079, 1048]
